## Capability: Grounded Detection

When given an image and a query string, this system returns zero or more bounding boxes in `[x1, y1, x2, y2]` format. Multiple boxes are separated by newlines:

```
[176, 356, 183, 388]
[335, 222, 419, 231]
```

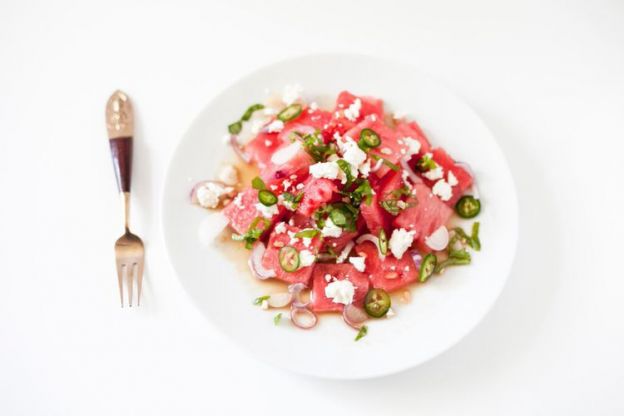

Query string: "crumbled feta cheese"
[403, 137, 421, 156]
[274, 222, 287, 234]
[282, 84, 303, 105]
[447, 171, 458, 186]
[264, 139, 272, 147]
[195, 182, 233, 209]
[218, 165, 239, 186]
[299, 250, 316, 268]
[321, 218, 343, 238]
[389, 228, 416, 259]
[309, 161, 341, 180]
[255, 202, 279, 218]
[359, 160, 371, 177]
[266, 119, 285, 133]
[349, 256, 366, 272]
[324, 274, 333, 283]
[287, 231, 300, 245]
[302, 237, 312, 247]
[343, 98, 362, 121]
[270, 185, 278, 191]
[309, 101, 318, 112]
[282, 179, 292, 191]
[271, 141, 301, 165]
[425, 226, 450, 251]
[380, 148, 392, 155]
[296, 183, 304, 190]
[324, 279, 355, 305]
[423, 166, 444, 180]
[232, 193, 244, 209]
[432, 179, 453, 201]
[338, 136, 367, 172]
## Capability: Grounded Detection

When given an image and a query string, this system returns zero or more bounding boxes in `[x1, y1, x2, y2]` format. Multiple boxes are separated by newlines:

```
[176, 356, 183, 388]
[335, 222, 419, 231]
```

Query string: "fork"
[106, 90, 145, 307]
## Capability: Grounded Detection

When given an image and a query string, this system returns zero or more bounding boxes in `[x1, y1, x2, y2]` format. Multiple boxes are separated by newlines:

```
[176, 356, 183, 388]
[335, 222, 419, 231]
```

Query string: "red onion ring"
[410, 251, 422, 269]
[290, 305, 317, 329]
[248, 242, 276, 280]
[288, 283, 308, 307]
[267, 292, 292, 308]
[370, 159, 384, 173]
[336, 240, 355, 263]
[342, 304, 368, 329]
[355, 234, 385, 258]
[400, 158, 423, 185]
[229, 134, 251, 163]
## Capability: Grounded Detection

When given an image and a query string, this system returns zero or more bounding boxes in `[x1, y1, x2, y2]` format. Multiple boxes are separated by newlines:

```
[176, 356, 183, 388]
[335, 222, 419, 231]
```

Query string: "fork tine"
[136, 259, 144, 306]
[127, 262, 135, 307]
[116, 259, 125, 307]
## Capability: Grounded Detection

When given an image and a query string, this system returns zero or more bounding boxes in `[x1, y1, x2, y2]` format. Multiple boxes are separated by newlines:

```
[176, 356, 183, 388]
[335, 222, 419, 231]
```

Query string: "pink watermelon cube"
[259, 142, 313, 188]
[355, 242, 418, 292]
[296, 177, 338, 217]
[244, 131, 281, 168]
[360, 170, 404, 235]
[309, 263, 370, 313]
[277, 107, 333, 143]
[420, 147, 473, 206]
[222, 189, 285, 235]
[393, 183, 453, 252]
[394, 120, 431, 156]
[261, 223, 323, 284]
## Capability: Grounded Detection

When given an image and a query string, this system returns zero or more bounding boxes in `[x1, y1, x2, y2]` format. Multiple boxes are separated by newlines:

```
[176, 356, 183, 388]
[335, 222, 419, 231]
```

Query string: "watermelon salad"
[191, 87, 482, 340]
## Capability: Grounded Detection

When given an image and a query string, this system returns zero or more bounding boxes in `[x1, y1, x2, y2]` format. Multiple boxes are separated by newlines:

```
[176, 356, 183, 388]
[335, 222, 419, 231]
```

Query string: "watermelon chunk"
[322, 91, 385, 139]
[259, 142, 313, 187]
[243, 132, 281, 168]
[355, 242, 418, 292]
[420, 148, 473, 206]
[360, 170, 405, 234]
[278, 108, 333, 143]
[394, 120, 431, 155]
[393, 183, 453, 252]
[222, 189, 285, 235]
[296, 177, 337, 217]
[309, 263, 370, 312]
[261, 223, 323, 284]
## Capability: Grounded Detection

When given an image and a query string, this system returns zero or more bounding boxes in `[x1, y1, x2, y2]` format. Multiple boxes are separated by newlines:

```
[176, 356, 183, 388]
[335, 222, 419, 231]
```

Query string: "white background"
[1, 0, 623, 414]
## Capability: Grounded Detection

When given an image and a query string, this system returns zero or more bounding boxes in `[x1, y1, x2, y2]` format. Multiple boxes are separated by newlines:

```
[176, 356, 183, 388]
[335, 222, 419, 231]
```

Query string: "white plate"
[162, 53, 518, 379]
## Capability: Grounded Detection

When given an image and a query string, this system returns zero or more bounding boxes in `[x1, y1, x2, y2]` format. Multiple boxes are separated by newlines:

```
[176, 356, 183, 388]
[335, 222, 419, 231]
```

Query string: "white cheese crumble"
[309, 101, 319, 112]
[324, 279, 355, 305]
[338, 136, 367, 173]
[299, 250, 316, 268]
[349, 256, 366, 272]
[403, 137, 422, 156]
[389, 228, 416, 259]
[264, 139, 272, 147]
[343, 98, 362, 121]
[287, 231, 300, 245]
[309, 161, 341, 180]
[302, 237, 312, 247]
[423, 166, 444, 180]
[432, 179, 453, 201]
[425, 226, 450, 251]
[271, 141, 301, 165]
[324, 274, 333, 283]
[218, 165, 239, 186]
[282, 179, 292, 191]
[447, 171, 458, 186]
[255, 202, 279, 218]
[282, 84, 303, 105]
[321, 218, 343, 238]
[232, 193, 244, 209]
[266, 119, 285, 133]
[359, 160, 371, 177]
[195, 182, 233, 209]
[274, 222, 287, 234]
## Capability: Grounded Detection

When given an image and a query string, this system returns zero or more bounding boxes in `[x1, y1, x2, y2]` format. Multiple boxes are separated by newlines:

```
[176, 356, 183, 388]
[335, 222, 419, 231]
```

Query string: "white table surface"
[1, 0, 623, 414]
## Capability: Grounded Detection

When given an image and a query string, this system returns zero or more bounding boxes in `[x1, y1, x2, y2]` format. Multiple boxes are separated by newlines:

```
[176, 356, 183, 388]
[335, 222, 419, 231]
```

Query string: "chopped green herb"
[273, 313, 282, 325]
[251, 176, 266, 191]
[353, 179, 374, 205]
[294, 229, 320, 238]
[370, 153, 400, 171]
[300, 132, 335, 162]
[336, 159, 355, 187]
[253, 295, 270, 305]
[277, 104, 303, 122]
[228, 121, 242, 135]
[355, 325, 368, 341]
[417, 153, 437, 172]
[232, 217, 270, 249]
[380, 199, 401, 216]
[282, 192, 304, 210]
[241, 103, 265, 122]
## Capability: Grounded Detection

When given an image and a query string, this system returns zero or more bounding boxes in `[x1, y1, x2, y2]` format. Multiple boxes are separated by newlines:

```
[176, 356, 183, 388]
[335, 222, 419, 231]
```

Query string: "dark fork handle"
[109, 136, 133, 193]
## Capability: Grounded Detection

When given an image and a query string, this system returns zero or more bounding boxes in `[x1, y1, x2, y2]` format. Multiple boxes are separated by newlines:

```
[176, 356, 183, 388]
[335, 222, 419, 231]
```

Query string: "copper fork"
[106, 90, 145, 307]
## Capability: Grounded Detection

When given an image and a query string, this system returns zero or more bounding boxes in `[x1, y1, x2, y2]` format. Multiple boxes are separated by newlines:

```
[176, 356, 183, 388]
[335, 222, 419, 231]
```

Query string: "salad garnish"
[354, 325, 368, 341]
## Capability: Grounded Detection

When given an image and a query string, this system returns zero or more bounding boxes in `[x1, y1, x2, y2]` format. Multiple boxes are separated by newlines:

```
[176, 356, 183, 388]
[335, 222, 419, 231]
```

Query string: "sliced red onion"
[456, 161, 480, 199]
[229, 134, 251, 163]
[288, 283, 308, 307]
[400, 158, 423, 185]
[290, 305, 317, 329]
[424, 226, 449, 251]
[355, 234, 384, 258]
[190, 180, 236, 207]
[267, 292, 292, 308]
[370, 158, 384, 173]
[248, 242, 276, 280]
[410, 251, 423, 269]
[336, 240, 355, 263]
[342, 304, 368, 329]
